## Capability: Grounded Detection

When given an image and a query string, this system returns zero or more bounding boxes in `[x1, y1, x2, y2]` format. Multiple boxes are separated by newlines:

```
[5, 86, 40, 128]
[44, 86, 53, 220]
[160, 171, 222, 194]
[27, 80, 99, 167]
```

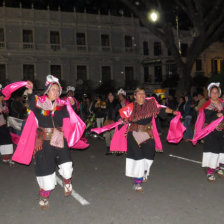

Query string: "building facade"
[0, 4, 224, 93]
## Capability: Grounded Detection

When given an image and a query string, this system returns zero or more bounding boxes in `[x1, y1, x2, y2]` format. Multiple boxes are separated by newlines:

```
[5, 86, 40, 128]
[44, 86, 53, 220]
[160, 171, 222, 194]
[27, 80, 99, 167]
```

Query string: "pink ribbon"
[57, 97, 86, 147]
[91, 120, 122, 134]
[192, 110, 223, 145]
[167, 111, 186, 143]
[152, 116, 163, 151]
[2, 81, 28, 100]
[110, 124, 128, 153]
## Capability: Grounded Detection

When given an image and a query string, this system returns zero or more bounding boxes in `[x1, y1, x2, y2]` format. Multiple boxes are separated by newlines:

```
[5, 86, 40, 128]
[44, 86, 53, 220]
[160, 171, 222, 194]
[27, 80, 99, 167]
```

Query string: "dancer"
[66, 86, 80, 112]
[125, 87, 175, 192]
[6, 75, 87, 210]
[92, 87, 185, 192]
[0, 84, 14, 165]
[117, 88, 129, 108]
[103, 92, 121, 155]
[193, 83, 224, 182]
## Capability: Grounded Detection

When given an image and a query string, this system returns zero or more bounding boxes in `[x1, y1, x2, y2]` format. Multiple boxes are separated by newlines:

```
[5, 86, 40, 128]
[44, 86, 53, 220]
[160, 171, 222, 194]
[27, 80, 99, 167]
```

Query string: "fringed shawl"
[129, 98, 160, 122]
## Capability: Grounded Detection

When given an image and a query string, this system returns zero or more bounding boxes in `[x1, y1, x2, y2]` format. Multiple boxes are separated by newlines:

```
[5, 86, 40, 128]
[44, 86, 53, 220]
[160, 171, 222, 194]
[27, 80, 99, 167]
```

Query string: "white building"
[0, 4, 224, 93]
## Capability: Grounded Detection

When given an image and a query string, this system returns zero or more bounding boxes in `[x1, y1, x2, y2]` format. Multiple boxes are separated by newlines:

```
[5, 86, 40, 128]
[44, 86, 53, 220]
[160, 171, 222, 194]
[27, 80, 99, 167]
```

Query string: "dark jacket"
[106, 100, 121, 122]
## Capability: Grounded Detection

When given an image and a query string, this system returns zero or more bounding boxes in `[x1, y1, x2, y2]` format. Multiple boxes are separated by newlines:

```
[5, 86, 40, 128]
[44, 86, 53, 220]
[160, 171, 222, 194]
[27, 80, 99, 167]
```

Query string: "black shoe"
[105, 152, 112, 155]
[116, 153, 123, 156]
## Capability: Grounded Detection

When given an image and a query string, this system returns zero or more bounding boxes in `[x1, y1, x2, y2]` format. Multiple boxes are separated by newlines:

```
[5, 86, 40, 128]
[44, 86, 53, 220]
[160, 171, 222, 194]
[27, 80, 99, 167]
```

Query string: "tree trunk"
[176, 62, 193, 96]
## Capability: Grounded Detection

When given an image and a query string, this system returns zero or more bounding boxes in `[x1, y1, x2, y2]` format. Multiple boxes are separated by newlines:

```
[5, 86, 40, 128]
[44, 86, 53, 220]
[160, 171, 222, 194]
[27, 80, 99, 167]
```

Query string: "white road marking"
[169, 154, 202, 165]
[56, 175, 90, 206]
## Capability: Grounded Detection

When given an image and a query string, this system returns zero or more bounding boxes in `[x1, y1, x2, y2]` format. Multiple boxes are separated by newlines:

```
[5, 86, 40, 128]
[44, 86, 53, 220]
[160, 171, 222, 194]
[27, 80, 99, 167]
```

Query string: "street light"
[148, 10, 159, 23]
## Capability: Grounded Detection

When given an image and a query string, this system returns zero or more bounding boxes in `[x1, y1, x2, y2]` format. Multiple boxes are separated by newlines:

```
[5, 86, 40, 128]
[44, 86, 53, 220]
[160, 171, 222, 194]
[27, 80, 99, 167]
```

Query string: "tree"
[120, 0, 224, 94]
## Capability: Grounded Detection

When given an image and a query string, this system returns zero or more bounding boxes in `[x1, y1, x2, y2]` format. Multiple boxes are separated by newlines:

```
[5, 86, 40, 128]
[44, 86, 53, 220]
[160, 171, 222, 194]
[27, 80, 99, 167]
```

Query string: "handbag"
[50, 117, 64, 148]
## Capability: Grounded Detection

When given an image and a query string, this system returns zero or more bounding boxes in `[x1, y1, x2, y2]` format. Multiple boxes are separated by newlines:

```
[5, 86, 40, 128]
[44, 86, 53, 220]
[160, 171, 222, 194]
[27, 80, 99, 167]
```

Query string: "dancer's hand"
[217, 112, 223, 117]
[165, 107, 178, 115]
[173, 111, 178, 115]
[26, 81, 33, 94]
[68, 97, 75, 105]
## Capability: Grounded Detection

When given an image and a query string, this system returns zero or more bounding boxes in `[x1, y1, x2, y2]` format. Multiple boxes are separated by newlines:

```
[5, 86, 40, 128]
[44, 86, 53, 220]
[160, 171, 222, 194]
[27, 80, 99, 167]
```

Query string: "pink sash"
[110, 124, 128, 153]
[2, 81, 28, 100]
[167, 111, 186, 143]
[192, 110, 223, 145]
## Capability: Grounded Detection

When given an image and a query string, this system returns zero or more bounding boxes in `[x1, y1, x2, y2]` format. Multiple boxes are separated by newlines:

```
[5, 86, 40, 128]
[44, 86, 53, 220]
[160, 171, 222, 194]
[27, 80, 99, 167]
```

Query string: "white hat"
[66, 86, 75, 92]
[44, 75, 62, 95]
[207, 82, 221, 97]
[117, 88, 126, 96]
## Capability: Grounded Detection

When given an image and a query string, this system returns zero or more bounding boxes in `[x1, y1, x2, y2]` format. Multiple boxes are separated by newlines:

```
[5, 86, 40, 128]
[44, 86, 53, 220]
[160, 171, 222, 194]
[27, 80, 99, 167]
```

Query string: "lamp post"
[176, 14, 181, 55]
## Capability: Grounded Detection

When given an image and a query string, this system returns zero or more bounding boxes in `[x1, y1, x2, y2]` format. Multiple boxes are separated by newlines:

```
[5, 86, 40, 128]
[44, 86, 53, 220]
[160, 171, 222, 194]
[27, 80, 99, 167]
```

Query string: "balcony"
[77, 45, 87, 52]
[101, 46, 111, 52]
[23, 43, 34, 49]
[50, 44, 60, 51]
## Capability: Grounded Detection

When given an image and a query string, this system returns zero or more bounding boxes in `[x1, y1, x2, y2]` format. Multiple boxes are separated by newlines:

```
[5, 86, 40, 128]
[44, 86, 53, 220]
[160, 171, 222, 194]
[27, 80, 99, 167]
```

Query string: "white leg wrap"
[58, 162, 73, 180]
[36, 172, 57, 191]
[144, 159, 154, 177]
[0, 144, 13, 155]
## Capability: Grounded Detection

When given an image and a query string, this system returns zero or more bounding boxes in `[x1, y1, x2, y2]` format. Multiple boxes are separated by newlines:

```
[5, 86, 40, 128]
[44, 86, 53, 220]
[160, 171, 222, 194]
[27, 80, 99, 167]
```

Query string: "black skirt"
[127, 132, 155, 161]
[0, 125, 13, 145]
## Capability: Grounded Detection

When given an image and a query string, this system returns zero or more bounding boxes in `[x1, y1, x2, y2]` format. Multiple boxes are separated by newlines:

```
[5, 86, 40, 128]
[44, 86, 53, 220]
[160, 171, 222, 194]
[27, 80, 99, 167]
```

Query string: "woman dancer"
[125, 87, 175, 192]
[195, 83, 224, 182]
[8, 75, 87, 209]
[0, 84, 14, 165]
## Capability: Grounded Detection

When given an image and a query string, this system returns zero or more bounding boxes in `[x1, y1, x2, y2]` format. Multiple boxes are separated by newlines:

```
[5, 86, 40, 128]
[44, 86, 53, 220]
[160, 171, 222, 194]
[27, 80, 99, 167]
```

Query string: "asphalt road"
[1, 135, 224, 224]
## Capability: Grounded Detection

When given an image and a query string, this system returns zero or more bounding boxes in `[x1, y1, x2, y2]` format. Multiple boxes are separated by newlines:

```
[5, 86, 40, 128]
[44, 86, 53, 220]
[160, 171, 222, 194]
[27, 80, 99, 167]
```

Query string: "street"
[1, 135, 224, 224]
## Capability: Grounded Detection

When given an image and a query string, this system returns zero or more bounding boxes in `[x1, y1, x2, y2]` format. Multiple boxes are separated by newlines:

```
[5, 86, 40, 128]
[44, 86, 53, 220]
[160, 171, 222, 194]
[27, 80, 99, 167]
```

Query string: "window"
[211, 60, 218, 74]
[181, 43, 188, 57]
[101, 66, 111, 83]
[125, 66, 134, 83]
[166, 63, 177, 78]
[0, 28, 5, 48]
[76, 33, 86, 46]
[23, 64, 34, 82]
[154, 42, 162, 56]
[77, 65, 87, 81]
[23, 30, 33, 49]
[0, 64, 6, 83]
[50, 31, 60, 51]
[76, 33, 86, 51]
[143, 41, 149, 55]
[154, 65, 162, 82]
[125, 35, 132, 48]
[144, 66, 151, 83]
[221, 60, 224, 72]
[101, 34, 110, 47]
[125, 35, 133, 52]
[50, 65, 61, 80]
[211, 59, 224, 74]
[196, 59, 202, 71]
[167, 49, 172, 56]
[23, 30, 33, 43]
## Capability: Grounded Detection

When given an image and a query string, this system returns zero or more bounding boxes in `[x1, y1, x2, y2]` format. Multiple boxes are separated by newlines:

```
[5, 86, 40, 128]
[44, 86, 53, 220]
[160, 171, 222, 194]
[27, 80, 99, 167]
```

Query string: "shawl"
[92, 97, 185, 152]
[192, 98, 224, 145]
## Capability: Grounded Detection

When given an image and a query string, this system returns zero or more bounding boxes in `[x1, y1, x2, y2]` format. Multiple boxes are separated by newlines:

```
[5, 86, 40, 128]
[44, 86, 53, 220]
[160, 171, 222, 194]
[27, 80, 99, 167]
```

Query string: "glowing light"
[148, 11, 159, 22]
